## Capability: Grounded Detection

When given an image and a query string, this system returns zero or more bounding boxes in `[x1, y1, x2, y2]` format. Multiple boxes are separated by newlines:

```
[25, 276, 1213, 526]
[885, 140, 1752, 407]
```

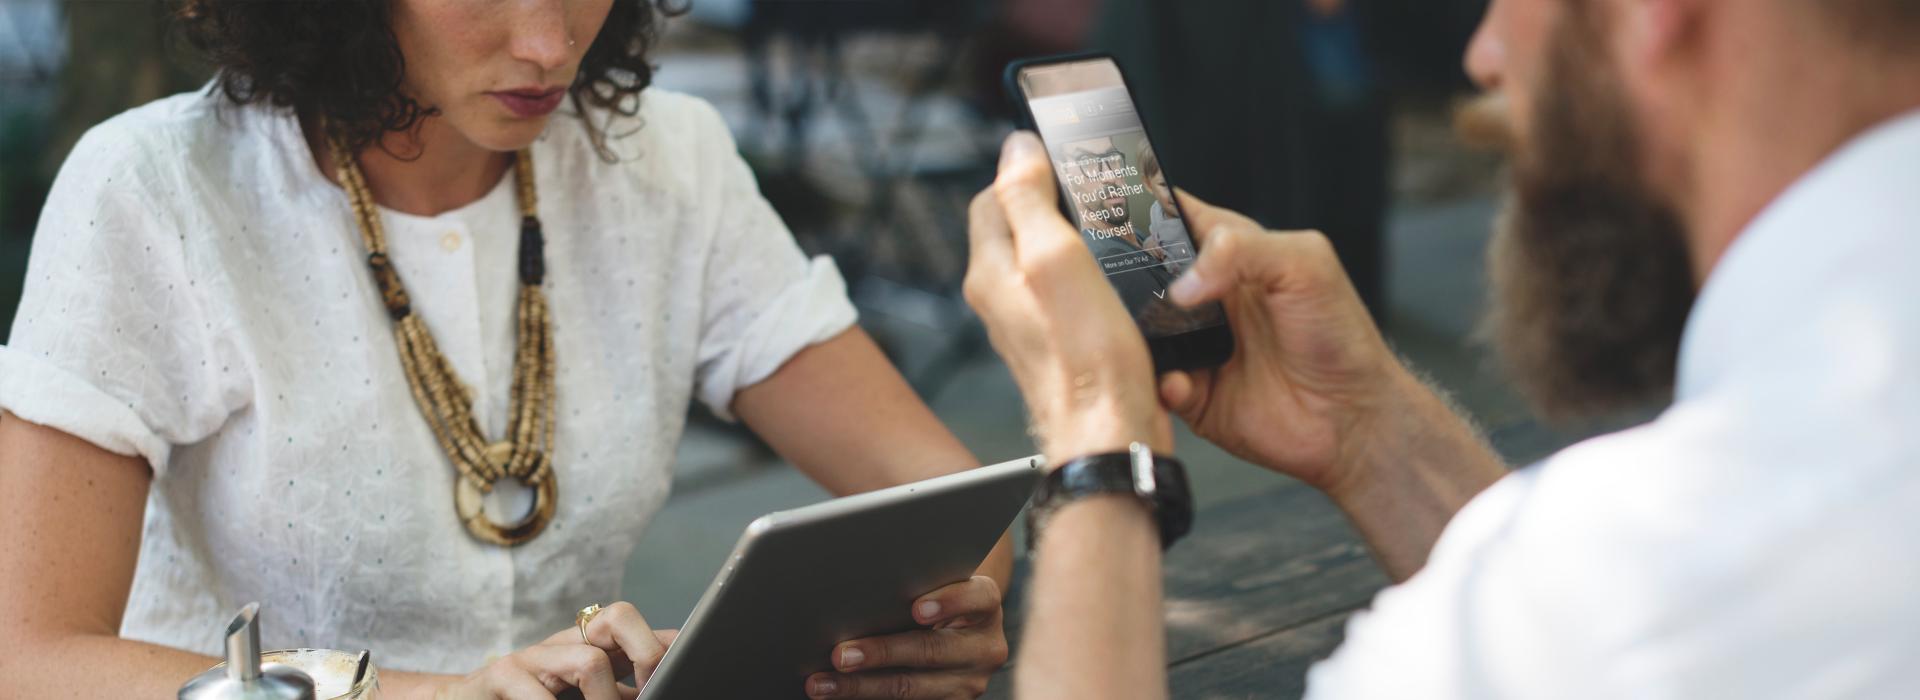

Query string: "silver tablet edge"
[643, 455, 1042, 692]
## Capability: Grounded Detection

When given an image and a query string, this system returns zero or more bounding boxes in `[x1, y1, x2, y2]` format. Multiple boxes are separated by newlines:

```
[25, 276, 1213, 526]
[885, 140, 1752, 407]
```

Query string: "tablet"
[637, 456, 1042, 699]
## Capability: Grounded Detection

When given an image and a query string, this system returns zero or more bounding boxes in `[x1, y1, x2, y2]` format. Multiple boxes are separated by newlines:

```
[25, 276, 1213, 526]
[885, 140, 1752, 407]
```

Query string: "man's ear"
[1622, 0, 1704, 68]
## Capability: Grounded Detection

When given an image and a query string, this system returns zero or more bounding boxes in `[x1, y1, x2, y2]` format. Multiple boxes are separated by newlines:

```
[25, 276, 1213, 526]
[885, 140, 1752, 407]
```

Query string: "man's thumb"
[1169, 224, 1250, 307]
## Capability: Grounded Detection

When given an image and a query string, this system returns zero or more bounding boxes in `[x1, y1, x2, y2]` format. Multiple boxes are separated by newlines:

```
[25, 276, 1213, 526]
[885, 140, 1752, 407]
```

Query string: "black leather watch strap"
[1027, 445, 1194, 551]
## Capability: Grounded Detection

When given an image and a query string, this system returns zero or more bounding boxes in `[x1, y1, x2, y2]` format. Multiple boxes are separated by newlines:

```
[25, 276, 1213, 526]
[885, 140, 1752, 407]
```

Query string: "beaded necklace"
[331, 136, 558, 547]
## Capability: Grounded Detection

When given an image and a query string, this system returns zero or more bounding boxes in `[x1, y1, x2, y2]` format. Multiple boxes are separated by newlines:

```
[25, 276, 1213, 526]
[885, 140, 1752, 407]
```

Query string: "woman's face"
[390, 0, 616, 152]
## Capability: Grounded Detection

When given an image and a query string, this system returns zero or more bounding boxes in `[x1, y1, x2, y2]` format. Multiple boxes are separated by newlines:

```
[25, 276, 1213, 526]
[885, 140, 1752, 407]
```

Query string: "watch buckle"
[1129, 442, 1157, 498]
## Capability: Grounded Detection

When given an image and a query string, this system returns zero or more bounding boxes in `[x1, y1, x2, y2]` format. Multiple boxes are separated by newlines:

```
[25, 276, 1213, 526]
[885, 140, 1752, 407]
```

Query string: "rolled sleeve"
[686, 99, 859, 420]
[692, 255, 857, 420]
[0, 346, 174, 471]
[0, 117, 244, 476]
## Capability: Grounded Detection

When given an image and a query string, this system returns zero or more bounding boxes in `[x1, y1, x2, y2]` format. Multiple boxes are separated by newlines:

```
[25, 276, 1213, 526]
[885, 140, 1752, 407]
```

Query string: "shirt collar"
[1676, 109, 1920, 400]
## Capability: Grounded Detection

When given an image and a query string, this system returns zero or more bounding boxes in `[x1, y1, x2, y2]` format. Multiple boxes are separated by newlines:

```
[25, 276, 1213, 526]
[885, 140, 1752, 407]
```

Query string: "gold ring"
[577, 604, 605, 644]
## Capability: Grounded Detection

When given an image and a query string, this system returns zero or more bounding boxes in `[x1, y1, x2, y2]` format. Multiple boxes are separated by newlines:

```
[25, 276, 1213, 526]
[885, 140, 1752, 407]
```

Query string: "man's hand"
[963, 131, 1172, 464]
[805, 576, 1010, 699]
[1157, 194, 1405, 496]
[1160, 194, 1507, 578]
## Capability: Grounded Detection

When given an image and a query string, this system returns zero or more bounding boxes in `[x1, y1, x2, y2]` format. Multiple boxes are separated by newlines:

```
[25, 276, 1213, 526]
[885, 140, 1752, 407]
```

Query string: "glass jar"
[249, 649, 379, 700]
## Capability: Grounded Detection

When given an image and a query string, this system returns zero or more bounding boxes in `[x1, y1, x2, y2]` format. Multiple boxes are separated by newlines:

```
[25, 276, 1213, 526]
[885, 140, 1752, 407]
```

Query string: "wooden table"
[981, 481, 1391, 699]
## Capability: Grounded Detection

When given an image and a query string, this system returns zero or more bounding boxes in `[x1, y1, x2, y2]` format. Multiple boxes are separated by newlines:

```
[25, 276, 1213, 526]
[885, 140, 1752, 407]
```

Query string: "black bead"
[518, 216, 546, 285]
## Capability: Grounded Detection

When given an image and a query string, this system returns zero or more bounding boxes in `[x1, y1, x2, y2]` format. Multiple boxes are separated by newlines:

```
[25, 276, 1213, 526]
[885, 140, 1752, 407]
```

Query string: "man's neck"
[306, 114, 513, 218]
[1679, 39, 1920, 284]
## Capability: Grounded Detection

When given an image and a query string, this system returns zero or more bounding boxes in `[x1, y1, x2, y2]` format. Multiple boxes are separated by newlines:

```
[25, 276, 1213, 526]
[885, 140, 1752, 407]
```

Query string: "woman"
[0, 1, 1010, 697]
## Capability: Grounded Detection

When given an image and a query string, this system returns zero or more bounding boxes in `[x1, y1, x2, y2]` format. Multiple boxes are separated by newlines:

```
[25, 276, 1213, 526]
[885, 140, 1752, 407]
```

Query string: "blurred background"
[0, 0, 1626, 631]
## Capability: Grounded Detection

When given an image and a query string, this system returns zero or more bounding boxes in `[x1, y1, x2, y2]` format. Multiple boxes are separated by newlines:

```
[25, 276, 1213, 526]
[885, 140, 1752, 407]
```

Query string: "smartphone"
[1004, 53, 1234, 372]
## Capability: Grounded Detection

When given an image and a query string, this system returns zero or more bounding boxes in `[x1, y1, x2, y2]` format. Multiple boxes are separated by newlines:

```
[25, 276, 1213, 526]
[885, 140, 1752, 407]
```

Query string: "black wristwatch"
[1026, 443, 1194, 551]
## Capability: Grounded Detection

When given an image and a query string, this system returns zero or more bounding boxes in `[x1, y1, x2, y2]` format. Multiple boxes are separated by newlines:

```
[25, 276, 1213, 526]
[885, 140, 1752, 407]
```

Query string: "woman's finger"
[540, 626, 677, 651]
[509, 643, 621, 700]
[833, 625, 1008, 673]
[483, 666, 559, 700]
[805, 670, 990, 700]
[910, 575, 1002, 628]
[587, 602, 670, 681]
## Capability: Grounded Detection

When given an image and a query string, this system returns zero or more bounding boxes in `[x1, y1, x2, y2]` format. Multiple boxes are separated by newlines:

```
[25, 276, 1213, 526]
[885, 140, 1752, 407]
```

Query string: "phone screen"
[1015, 57, 1227, 339]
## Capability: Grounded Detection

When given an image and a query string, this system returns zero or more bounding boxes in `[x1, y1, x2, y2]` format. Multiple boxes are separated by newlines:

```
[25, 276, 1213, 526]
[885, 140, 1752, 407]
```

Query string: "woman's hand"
[963, 132, 1174, 464]
[1158, 192, 1404, 495]
[805, 576, 1010, 699]
[433, 602, 677, 700]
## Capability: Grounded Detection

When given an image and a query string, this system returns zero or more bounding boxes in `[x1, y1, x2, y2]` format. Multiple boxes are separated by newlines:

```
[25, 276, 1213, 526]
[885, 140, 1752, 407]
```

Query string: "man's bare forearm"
[1013, 497, 1168, 700]
[1325, 366, 1508, 581]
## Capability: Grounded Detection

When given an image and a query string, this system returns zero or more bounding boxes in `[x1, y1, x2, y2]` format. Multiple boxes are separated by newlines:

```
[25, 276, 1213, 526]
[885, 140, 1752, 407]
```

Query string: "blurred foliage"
[2, 2, 208, 341]
[1, 100, 53, 341]
[44, 1, 210, 177]
[1, 106, 50, 235]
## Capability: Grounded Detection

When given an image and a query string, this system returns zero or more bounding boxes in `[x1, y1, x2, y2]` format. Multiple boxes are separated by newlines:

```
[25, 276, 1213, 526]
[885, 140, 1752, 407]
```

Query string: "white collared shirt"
[1307, 111, 1920, 698]
[0, 88, 856, 673]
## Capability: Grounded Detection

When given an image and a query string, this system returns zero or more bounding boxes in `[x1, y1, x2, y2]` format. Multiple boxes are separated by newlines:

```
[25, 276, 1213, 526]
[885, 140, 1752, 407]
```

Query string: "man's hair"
[170, 0, 689, 159]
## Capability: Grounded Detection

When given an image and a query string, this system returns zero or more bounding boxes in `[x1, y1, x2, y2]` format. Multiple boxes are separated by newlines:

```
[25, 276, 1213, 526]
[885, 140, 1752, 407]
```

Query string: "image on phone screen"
[1013, 58, 1228, 340]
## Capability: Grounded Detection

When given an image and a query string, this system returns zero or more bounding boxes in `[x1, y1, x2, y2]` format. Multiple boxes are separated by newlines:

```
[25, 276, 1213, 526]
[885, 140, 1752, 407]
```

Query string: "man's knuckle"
[1029, 244, 1080, 276]
[969, 189, 997, 218]
[961, 274, 990, 310]
[991, 173, 1043, 208]
[890, 674, 916, 699]
[1299, 229, 1334, 256]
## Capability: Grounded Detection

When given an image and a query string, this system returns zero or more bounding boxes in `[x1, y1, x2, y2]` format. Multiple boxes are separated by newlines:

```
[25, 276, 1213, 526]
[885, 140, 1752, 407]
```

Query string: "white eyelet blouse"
[0, 87, 857, 674]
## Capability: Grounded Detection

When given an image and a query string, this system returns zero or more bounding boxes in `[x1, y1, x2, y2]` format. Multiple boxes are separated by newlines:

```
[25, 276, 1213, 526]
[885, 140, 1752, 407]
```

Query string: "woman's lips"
[489, 88, 565, 118]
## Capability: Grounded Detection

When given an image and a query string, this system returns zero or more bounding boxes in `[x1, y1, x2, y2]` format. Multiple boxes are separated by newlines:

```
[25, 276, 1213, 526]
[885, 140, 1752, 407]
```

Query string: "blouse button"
[441, 231, 463, 252]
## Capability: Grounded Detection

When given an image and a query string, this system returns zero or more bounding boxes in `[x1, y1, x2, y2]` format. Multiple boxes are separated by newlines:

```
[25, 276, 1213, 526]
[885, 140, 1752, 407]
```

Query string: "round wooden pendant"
[454, 442, 557, 547]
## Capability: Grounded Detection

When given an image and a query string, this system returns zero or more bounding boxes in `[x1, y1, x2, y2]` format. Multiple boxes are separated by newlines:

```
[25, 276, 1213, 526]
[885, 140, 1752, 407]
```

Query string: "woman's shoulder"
[70, 87, 253, 162]
[59, 87, 272, 194]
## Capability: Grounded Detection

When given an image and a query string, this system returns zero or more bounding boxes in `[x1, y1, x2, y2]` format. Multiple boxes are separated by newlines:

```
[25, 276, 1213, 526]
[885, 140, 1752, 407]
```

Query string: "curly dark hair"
[170, 0, 688, 159]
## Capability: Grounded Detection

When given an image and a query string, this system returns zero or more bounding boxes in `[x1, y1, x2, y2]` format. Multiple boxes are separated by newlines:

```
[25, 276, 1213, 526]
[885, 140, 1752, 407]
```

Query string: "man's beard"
[1480, 12, 1699, 423]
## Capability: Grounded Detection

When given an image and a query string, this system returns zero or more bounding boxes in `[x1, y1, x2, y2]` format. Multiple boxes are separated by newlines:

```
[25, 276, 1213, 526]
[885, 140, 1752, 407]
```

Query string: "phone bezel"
[1002, 52, 1235, 373]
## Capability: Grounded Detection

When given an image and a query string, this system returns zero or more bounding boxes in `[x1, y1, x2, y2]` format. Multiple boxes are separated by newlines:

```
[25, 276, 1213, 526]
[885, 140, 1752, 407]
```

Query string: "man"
[965, 0, 1920, 697]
